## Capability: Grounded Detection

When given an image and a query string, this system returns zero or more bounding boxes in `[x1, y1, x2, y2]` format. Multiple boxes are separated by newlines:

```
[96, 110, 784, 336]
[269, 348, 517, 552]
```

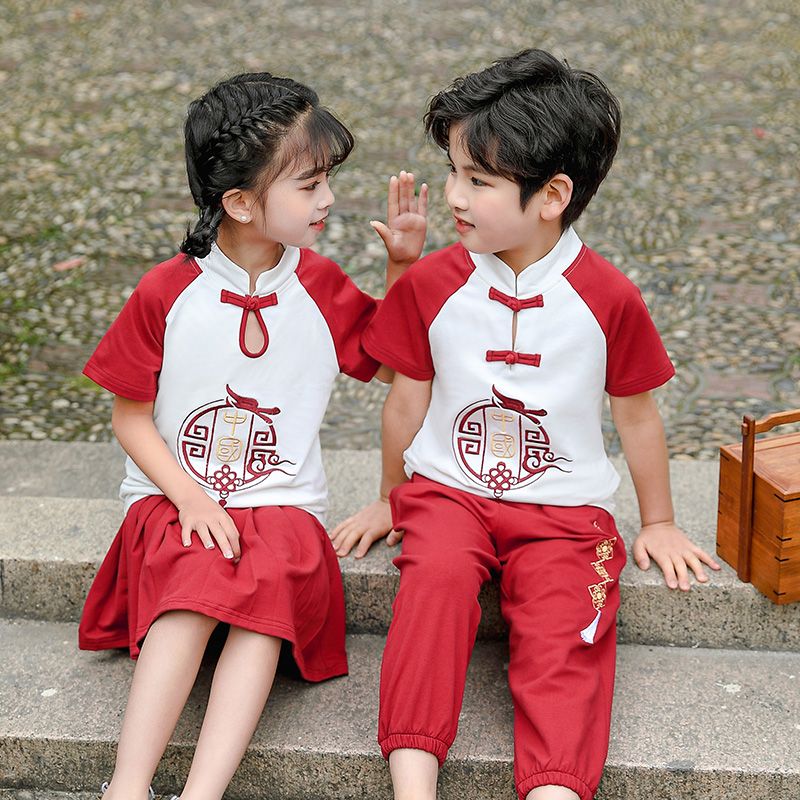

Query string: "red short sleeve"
[82, 255, 200, 401]
[604, 289, 675, 396]
[565, 248, 674, 396]
[362, 244, 475, 381]
[362, 271, 434, 380]
[296, 251, 381, 382]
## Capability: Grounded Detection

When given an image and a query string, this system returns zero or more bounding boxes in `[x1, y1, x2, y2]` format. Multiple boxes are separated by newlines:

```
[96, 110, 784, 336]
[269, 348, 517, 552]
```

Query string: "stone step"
[1, 619, 798, 799]
[1, 442, 799, 651]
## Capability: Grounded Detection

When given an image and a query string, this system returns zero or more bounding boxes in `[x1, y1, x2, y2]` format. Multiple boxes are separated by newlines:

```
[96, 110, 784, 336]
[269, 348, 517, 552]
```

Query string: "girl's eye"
[446, 162, 456, 174]
[303, 181, 320, 191]
[471, 177, 486, 187]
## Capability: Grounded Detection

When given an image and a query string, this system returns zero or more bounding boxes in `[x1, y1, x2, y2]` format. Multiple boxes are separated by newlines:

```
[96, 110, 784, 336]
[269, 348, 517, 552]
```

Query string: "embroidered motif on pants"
[580, 536, 617, 644]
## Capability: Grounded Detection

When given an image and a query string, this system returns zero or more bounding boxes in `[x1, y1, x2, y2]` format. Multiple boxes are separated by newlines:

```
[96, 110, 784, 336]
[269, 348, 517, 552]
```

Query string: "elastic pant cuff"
[379, 733, 450, 767]
[517, 769, 594, 800]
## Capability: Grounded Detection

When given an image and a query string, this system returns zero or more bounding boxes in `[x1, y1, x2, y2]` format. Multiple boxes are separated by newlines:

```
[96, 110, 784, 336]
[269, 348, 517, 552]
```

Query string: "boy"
[331, 49, 720, 800]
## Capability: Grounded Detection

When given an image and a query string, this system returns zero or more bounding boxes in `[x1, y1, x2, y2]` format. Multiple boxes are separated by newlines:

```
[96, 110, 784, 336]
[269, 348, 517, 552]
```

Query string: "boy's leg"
[498, 506, 626, 800]
[389, 749, 439, 800]
[103, 610, 219, 800]
[379, 478, 500, 784]
[527, 788, 580, 800]
[178, 626, 282, 800]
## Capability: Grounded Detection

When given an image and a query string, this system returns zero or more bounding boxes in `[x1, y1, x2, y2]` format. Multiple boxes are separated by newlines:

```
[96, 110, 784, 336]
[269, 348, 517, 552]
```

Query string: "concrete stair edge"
[1, 619, 799, 800]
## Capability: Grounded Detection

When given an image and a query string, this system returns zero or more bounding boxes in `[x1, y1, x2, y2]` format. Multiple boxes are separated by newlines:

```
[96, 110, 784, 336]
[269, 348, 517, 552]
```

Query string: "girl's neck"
[216, 222, 285, 293]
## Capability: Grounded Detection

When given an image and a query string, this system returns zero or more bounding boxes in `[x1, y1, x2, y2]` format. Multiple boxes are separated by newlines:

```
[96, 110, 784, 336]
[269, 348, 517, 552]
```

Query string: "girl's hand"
[329, 498, 404, 559]
[177, 491, 241, 562]
[632, 521, 720, 591]
[371, 171, 428, 267]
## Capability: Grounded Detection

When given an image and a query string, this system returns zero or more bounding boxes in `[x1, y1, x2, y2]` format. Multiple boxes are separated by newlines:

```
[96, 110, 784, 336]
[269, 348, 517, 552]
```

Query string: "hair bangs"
[279, 106, 354, 181]
[457, 112, 517, 182]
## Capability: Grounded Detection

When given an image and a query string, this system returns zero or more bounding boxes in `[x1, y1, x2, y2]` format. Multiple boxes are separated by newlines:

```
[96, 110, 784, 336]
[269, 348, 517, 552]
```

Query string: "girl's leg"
[389, 749, 439, 800]
[178, 626, 282, 800]
[103, 610, 219, 800]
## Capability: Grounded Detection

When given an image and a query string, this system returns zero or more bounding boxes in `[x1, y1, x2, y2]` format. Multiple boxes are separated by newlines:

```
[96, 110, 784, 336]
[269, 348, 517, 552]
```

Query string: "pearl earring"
[240, 216, 247, 222]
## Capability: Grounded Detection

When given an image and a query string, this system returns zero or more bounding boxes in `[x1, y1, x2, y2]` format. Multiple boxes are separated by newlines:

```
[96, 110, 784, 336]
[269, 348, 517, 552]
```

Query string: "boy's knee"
[397, 549, 487, 599]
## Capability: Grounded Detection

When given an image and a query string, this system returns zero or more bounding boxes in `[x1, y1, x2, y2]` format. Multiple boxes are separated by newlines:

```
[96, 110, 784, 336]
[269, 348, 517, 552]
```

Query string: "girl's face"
[255, 159, 335, 249]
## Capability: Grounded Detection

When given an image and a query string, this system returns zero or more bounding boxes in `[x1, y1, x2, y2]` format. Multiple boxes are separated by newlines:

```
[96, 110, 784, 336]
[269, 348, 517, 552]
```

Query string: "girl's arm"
[372, 172, 428, 384]
[330, 372, 432, 557]
[112, 396, 241, 560]
[373, 170, 428, 293]
[610, 391, 719, 590]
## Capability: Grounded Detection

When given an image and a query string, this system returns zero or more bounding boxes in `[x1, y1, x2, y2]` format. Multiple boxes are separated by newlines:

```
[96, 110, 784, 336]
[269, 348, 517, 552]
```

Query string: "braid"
[180, 204, 225, 258]
[200, 93, 305, 168]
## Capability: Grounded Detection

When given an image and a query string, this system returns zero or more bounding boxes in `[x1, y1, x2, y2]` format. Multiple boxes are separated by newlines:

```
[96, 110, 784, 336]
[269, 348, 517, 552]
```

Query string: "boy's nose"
[446, 191, 467, 213]
[445, 177, 468, 212]
[320, 186, 334, 208]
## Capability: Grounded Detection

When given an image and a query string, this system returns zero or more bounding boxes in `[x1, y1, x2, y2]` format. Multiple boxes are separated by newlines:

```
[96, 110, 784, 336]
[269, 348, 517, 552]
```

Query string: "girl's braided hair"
[181, 72, 354, 258]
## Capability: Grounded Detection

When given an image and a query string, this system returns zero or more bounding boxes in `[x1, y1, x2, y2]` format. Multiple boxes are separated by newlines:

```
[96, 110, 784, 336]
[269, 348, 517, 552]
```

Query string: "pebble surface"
[1, 0, 798, 456]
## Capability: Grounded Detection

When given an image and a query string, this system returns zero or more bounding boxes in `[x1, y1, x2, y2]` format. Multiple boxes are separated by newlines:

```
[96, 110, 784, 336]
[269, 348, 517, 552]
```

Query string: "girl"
[79, 72, 427, 800]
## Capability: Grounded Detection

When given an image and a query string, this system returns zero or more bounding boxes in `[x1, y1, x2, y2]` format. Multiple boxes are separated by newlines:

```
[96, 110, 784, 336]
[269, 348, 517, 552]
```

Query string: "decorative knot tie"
[486, 350, 541, 367]
[220, 289, 278, 358]
[488, 287, 544, 313]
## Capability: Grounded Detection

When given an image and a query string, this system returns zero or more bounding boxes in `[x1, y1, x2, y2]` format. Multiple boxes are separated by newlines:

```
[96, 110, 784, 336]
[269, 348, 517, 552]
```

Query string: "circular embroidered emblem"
[177, 384, 294, 505]
[452, 385, 571, 498]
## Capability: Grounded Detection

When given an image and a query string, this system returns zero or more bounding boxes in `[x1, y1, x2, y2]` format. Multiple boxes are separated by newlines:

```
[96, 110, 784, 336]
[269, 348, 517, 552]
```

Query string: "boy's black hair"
[181, 72, 354, 258]
[425, 49, 621, 229]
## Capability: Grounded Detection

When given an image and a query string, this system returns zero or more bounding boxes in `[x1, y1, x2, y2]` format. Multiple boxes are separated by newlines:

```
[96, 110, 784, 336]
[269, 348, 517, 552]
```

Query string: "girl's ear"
[540, 173, 573, 222]
[221, 188, 253, 223]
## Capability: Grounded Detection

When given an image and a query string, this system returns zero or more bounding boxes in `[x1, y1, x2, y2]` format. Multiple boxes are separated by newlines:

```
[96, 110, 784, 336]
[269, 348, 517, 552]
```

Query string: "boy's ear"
[540, 173, 573, 222]
[221, 188, 253, 222]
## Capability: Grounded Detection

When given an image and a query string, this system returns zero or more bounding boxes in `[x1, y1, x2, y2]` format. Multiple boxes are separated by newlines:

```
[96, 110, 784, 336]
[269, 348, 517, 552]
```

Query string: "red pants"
[378, 476, 626, 800]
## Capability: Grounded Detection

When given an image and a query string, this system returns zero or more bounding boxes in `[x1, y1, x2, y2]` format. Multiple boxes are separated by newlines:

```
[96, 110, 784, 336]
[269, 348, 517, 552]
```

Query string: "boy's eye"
[303, 181, 320, 191]
[446, 162, 456, 174]
[471, 177, 486, 187]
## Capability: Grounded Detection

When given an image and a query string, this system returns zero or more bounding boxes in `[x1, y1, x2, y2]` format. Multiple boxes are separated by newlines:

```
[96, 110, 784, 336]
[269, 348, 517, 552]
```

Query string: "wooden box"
[717, 410, 800, 604]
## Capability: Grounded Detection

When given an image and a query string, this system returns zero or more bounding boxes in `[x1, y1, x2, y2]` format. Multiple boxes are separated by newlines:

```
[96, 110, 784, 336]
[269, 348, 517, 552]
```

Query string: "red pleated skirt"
[78, 495, 347, 682]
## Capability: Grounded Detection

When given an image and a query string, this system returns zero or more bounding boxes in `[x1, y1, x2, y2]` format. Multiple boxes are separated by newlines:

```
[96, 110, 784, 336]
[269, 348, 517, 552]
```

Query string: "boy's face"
[444, 125, 553, 268]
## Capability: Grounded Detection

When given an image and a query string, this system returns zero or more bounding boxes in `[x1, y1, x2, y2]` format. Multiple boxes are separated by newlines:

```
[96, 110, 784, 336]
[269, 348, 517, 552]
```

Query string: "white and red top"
[84, 243, 379, 524]
[363, 227, 674, 511]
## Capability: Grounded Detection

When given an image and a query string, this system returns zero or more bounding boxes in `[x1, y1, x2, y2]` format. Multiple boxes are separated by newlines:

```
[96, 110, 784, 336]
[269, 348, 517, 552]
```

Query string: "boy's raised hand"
[329, 497, 405, 559]
[371, 170, 428, 266]
[632, 521, 720, 591]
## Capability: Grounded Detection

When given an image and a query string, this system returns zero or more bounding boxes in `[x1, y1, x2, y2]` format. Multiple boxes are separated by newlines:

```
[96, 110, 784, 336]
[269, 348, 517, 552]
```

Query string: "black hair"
[180, 72, 354, 257]
[425, 49, 621, 229]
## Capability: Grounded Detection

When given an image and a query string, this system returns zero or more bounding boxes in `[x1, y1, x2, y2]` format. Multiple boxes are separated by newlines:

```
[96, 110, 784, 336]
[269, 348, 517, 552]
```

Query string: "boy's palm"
[329, 498, 404, 559]
[371, 170, 428, 266]
[632, 521, 720, 591]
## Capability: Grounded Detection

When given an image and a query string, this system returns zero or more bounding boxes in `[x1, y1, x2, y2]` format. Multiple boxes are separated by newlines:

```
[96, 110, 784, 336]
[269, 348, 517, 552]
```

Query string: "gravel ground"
[0, 0, 798, 456]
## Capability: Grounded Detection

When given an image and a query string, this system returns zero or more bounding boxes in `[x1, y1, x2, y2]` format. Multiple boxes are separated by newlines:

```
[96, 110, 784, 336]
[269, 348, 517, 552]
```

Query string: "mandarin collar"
[468, 226, 584, 296]
[197, 242, 301, 295]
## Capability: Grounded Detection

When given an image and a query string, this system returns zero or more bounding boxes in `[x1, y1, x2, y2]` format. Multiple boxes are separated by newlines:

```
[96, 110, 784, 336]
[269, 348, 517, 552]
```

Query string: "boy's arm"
[112, 396, 240, 560]
[330, 372, 432, 558]
[610, 391, 720, 590]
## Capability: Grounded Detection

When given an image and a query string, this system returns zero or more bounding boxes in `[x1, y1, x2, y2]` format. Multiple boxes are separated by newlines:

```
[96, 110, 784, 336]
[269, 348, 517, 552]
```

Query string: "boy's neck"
[494, 223, 563, 276]
[216, 223, 285, 292]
